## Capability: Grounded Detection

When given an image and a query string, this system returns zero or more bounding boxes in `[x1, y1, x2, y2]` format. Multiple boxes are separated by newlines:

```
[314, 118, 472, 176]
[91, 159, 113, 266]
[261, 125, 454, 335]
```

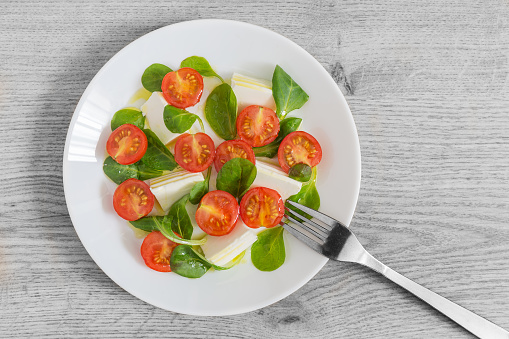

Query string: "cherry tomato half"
[195, 190, 239, 236]
[161, 67, 204, 109]
[174, 133, 215, 172]
[106, 124, 148, 165]
[213, 139, 256, 172]
[240, 187, 284, 228]
[236, 105, 280, 147]
[113, 178, 154, 221]
[140, 231, 179, 272]
[277, 131, 322, 173]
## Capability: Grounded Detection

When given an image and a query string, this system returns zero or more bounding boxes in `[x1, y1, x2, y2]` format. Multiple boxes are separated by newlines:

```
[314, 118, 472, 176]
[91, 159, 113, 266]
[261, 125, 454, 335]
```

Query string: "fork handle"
[360, 252, 509, 339]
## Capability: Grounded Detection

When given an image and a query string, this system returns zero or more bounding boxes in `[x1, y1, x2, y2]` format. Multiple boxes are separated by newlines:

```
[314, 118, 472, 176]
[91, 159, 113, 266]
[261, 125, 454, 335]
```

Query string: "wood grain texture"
[1, 0, 508, 338]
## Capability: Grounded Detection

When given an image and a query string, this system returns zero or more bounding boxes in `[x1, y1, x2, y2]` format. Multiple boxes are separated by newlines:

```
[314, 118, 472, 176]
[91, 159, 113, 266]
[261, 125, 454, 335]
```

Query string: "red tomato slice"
[161, 67, 204, 109]
[113, 178, 154, 221]
[277, 131, 322, 173]
[195, 190, 239, 236]
[236, 105, 280, 147]
[140, 231, 179, 272]
[106, 124, 147, 165]
[174, 133, 215, 172]
[214, 139, 256, 172]
[240, 187, 284, 228]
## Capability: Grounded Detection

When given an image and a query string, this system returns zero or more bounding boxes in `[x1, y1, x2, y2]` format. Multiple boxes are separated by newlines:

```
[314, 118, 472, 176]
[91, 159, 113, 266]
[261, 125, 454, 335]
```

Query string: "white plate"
[63, 19, 361, 316]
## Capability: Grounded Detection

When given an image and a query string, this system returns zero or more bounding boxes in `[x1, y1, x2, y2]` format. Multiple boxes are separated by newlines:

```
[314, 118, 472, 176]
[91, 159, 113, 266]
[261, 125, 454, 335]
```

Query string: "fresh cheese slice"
[252, 161, 303, 200]
[141, 92, 179, 144]
[231, 72, 276, 112]
[201, 221, 263, 266]
[232, 72, 272, 90]
[187, 77, 224, 146]
[147, 199, 165, 216]
[150, 168, 198, 187]
[149, 170, 204, 212]
[187, 77, 222, 115]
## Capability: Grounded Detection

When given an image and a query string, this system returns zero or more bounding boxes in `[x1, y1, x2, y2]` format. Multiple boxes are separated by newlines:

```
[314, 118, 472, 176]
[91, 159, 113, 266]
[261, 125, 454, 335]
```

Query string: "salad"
[103, 56, 322, 278]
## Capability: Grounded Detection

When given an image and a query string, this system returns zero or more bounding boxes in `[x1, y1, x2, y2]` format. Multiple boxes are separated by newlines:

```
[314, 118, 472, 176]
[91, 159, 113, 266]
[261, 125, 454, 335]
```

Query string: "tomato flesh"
[236, 105, 280, 147]
[174, 133, 215, 172]
[214, 139, 255, 172]
[106, 124, 147, 165]
[240, 187, 284, 228]
[277, 131, 322, 173]
[140, 231, 178, 272]
[113, 178, 154, 221]
[196, 190, 239, 236]
[161, 67, 204, 109]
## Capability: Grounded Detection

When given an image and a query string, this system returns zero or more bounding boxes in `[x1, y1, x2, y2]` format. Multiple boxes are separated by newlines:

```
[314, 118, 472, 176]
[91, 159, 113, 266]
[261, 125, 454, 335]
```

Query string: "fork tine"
[286, 200, 345, 228]
[281, 221, 324, 254]
[284, 210, 328, 241]
[284, 207, 330, 237]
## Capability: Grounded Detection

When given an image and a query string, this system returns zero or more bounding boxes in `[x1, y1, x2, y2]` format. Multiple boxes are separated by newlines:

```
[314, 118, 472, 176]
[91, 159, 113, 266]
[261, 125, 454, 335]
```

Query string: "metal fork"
[283, 200, 509, 339]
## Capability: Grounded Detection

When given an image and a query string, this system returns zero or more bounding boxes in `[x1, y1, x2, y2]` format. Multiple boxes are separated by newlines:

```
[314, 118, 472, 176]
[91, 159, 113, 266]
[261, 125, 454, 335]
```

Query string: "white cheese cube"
[147, 200, 165, 216]
[141, 92, 179, 145]
[231, 73, 276, 112]
[252, 161, 303, 200]
[201, 220, 263, 266]
[187, 77, 224, 146]
[187, 77, 222, 116]
[149, 170, 204, 212]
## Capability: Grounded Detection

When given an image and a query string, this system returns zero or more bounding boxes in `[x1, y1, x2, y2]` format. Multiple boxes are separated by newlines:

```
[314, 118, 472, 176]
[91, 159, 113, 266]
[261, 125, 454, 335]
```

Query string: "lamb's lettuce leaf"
[142, 63, 172, 92]
[180, 56, 224, 82]
[251, 227, 285, 271]
[272, 65, 309, 119]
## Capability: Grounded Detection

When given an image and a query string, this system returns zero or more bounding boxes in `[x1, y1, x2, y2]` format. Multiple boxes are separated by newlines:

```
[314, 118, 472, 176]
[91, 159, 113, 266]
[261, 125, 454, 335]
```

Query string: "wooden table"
[1, 1, 508, 338]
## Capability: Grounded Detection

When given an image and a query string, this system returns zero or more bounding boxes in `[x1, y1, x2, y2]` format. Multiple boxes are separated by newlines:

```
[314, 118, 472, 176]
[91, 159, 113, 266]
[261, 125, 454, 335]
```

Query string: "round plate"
[63, 19, 361, 316]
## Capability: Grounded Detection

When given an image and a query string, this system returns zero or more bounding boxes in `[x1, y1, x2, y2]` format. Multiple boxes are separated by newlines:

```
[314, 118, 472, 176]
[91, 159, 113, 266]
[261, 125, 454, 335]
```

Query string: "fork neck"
[359, 251, 388, 275]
